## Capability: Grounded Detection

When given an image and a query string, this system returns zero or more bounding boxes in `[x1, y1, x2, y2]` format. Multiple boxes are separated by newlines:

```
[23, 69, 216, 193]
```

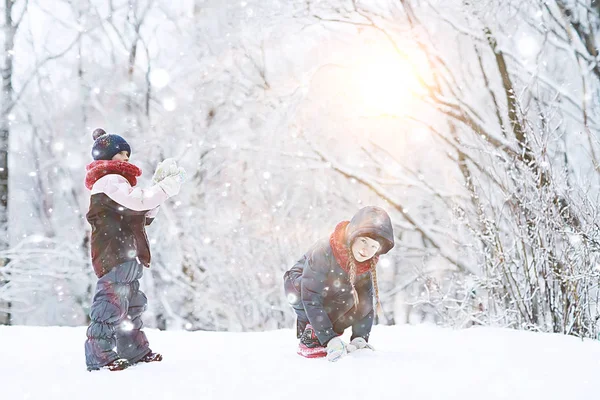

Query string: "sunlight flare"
[352, 46, 427, 117]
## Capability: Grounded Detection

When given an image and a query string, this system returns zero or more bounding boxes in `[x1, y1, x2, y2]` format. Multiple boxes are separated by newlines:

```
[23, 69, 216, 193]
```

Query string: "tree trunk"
[0, 0, 15, 325]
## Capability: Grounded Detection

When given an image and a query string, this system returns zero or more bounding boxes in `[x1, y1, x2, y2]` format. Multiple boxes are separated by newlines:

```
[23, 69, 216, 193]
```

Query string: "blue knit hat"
[91, 128, 131, 160]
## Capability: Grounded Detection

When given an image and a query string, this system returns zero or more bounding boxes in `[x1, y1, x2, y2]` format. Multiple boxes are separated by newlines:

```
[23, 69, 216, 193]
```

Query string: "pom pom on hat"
[91, 128, 132, 160]
[92, 128, 107, 140]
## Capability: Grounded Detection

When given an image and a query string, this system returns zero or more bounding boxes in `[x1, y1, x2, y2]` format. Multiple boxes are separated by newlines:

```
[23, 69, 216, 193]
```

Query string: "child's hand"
[157, 175, 182, 197]
[347, 337, 375, 353]
[173, 166, 187, 184]
[326, 337, 348, 362]
[152, 158, 179, 184]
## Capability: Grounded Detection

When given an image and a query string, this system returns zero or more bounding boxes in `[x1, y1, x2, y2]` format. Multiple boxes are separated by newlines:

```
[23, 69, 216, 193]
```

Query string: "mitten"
[157, 174, 182, 197]
[152, 158, 179, 184]
[173, 166, 187, 184]
[326, 337, 348, 362]
[346, 337, 375, 353]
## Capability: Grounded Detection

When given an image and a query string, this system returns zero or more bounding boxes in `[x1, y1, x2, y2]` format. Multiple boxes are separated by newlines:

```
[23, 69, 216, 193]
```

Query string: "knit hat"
[91, 128, 131, 161]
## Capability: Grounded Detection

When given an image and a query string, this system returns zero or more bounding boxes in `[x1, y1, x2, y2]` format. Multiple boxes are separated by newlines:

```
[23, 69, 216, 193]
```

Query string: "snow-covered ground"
[1, 324, 599, 400]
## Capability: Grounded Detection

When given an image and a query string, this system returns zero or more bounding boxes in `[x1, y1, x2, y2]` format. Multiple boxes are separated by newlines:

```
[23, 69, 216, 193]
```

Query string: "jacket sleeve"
[301, 245, 337, 345]
[351, 273, 375, 342]
[91, 174, 168, 211]
[283, 254, 306, 302]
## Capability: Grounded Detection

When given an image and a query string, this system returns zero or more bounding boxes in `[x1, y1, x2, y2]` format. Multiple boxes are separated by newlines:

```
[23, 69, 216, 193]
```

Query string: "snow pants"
[85, 260, 151, 370]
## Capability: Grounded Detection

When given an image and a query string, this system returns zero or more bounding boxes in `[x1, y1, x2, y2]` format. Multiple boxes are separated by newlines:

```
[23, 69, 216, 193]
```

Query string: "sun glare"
[352, 48, 426, 117]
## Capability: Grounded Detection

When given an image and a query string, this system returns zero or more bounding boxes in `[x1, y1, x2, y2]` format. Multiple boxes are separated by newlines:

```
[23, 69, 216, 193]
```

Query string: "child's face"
[351, 236, 381, 262]
[112, 151, 130, 162]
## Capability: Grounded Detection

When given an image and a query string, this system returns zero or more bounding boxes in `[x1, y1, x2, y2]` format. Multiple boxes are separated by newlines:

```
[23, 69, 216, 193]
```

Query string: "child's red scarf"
[329, 221, 378, 276]
[85, 160, 142, 190]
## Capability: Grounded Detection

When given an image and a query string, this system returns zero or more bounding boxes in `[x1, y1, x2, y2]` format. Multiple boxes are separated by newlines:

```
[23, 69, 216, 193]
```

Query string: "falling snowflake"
[287, 293, 298, 304]
[120, 320, 134, 332]
[163, 97, 177, 111]
[150, 68, 171, 89]
[517, 35, 538, 58]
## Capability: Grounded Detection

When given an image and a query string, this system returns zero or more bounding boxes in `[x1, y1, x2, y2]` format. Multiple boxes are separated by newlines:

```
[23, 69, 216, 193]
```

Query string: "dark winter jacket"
[87, 193, 156, 278]
[284, 206, 394, 345]
[85, 161, 167, 278]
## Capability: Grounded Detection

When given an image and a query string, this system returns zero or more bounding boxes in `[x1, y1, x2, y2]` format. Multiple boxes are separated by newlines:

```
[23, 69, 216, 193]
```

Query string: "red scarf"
[329, 221, 378, 276]
[85, 160, 142, 190]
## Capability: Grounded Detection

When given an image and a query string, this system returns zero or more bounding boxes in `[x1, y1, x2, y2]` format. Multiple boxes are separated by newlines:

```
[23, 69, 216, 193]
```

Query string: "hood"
[345, 206, 394, 255]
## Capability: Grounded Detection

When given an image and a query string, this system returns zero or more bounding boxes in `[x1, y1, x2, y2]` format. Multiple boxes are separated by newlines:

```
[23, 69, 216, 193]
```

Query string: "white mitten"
[173, 166, 187, 184]
[346, 337, 375, 353]
[152, 158, 179, 184]
[326, 337, 348, 362]
[157, 174, 182, 197]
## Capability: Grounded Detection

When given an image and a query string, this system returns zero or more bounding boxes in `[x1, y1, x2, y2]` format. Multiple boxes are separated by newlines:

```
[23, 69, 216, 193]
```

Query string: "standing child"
[283, 206, 394, 361]
[84, 128, 185, 371]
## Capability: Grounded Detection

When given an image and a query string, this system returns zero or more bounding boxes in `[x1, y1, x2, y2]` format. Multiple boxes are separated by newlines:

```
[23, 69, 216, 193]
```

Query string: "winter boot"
[297, 324, 327, 358]
[137, 352, 163, 364]
[88, 358, 130, 372]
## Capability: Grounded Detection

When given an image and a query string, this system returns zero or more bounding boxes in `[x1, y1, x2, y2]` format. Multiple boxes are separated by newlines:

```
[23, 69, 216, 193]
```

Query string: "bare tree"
[0, 0, 28, 325]
[297, 0, 600, 337]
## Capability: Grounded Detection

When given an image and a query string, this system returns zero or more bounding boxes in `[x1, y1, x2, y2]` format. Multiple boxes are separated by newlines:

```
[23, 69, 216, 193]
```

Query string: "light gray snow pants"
[84, 260, 150, 370]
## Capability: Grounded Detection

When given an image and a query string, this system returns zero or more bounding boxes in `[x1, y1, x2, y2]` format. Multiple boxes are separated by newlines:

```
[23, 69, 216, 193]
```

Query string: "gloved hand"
[175, 166, 187, 183]
[157, 174, 182, 197]
[326, 337, 348, 362]
[152, 158, 179, 184]
[346, 337, 375, 353]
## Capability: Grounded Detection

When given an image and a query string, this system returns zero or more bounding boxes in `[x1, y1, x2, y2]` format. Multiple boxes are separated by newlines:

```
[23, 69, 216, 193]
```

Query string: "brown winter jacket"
[86, 193, 156, 278]
[85, 161, 167, 278]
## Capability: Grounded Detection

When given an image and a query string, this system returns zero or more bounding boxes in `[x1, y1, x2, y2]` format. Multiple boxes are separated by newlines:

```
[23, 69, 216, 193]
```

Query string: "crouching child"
[283, 206, 394, 361]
